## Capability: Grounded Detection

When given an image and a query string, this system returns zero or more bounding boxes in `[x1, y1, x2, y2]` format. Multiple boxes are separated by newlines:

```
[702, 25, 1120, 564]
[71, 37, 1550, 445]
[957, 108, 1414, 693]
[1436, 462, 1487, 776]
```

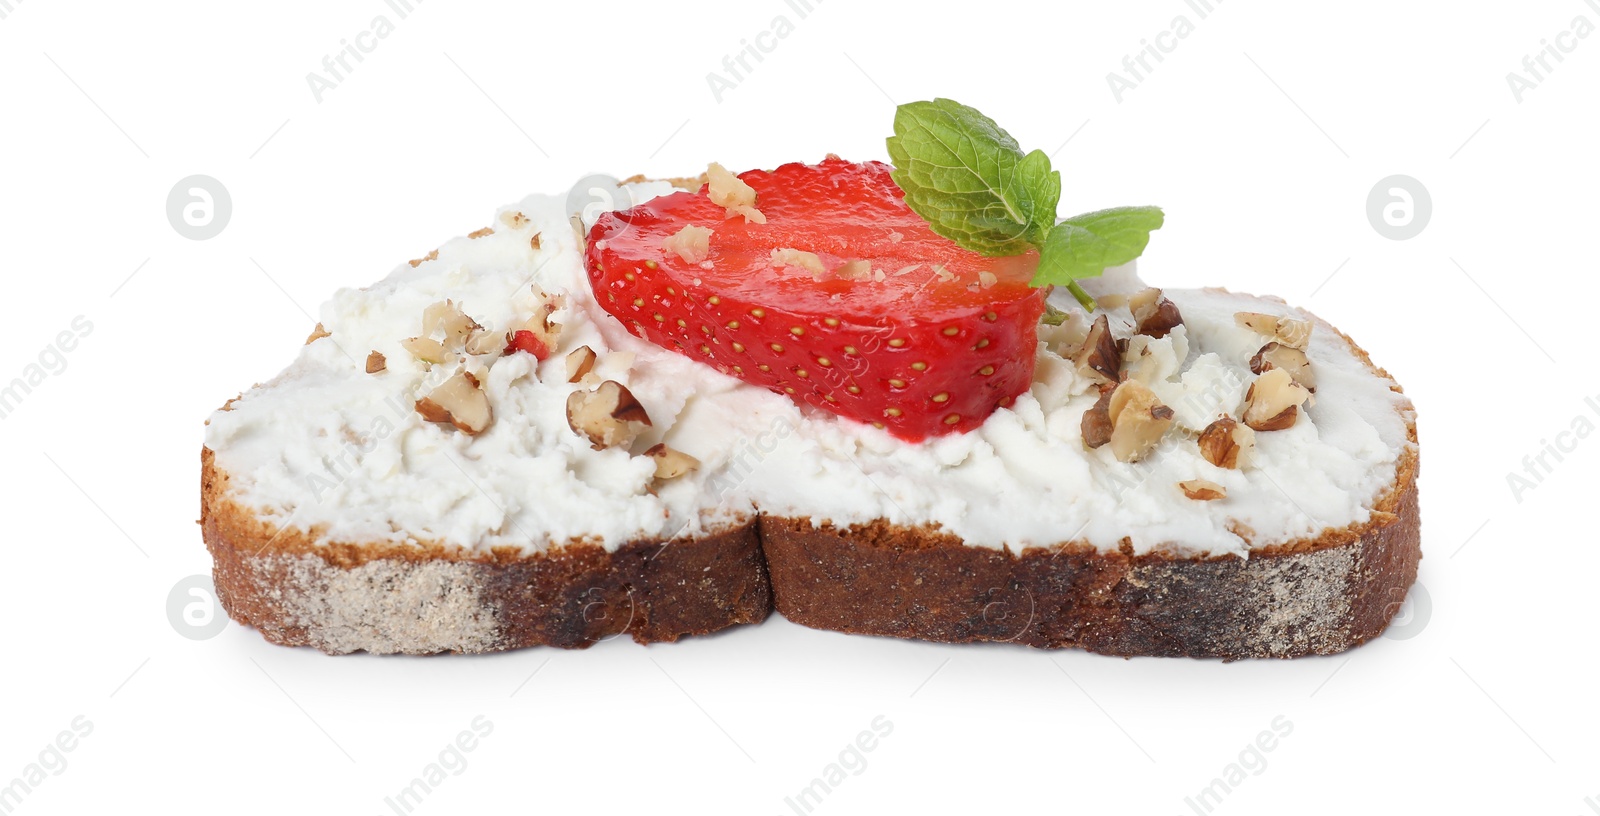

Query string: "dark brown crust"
[761, 447, 1418, 659]
[202, 449, 771, 654]
[762, 298, 1421, 660]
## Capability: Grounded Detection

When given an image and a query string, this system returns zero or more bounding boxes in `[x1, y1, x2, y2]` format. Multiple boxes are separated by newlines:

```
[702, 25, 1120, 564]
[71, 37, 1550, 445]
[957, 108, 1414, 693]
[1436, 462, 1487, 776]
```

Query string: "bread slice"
[202, 175, 1417, 659]
[200, 179, 773, 655]
[762, 300, 1419, 660]
[203, 450, 770, 654]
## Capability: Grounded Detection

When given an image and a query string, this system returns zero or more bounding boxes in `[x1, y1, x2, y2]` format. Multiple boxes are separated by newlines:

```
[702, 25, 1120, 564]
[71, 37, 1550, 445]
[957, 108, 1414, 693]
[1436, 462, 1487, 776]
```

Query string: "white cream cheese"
[205, 184, 1414, 558]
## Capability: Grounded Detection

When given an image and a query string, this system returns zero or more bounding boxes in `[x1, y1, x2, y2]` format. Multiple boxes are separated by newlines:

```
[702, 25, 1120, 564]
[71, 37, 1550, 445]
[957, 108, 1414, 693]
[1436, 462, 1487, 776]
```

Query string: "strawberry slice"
[585, 157, 1046, 442]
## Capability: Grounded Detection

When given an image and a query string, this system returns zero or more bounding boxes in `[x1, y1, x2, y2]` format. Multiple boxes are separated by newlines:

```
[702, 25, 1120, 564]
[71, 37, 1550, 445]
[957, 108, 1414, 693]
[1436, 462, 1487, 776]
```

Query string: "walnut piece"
[1129, 288, 1184, 339]
[770, 248, 827, 280]
[706, 162, 766, 223]
[1179, 479, 1227, 501]
[365, 351, 386, 374]
[423, 300, 481, 349]
[464, 329, 507, 357]
[1250, 342, 1317, 391]
[1081, 385, 1116, 449]
[518, 286, 564, 350]
[1243, 368, 1311, 431]
[663, 225, 713, 264]
[566, 380, 652, 450]
[306, 324, 330, 344]
[1073, 314, 1120, 385]
[415, 371, 492, 435]
[645, 443, 700, 480]
[1107, 379, 1175, 463]
[565, 345, 598, 383]
[401, 336, 450, 365]
[1198, 417, 1256, 469]
[1236, 311, 1312, 350]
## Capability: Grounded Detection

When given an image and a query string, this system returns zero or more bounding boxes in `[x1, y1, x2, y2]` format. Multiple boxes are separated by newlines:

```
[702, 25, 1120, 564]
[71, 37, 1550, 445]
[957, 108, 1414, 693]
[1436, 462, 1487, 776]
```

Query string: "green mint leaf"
[1030, 206, 1165, 289]
[886, 99, 1061, 257]
[886, 98, 1165, 305]
[1015, 149, 1060, 246]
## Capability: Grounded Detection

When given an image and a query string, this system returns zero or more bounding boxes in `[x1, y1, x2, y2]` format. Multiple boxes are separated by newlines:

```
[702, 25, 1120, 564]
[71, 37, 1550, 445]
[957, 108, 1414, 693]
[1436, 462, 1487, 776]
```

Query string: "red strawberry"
[504, 330, 550, 360]
[585, 157, 1046, 442]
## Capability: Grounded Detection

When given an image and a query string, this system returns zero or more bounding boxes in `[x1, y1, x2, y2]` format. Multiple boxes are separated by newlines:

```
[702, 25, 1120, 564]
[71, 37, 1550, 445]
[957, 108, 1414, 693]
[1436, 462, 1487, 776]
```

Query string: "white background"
[2, 1, 1597, 813]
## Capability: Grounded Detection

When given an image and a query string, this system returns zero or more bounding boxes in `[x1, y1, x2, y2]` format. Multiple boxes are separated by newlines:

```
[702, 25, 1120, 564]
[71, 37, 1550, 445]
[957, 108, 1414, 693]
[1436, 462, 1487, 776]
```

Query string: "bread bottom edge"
[761, 453, 1421, 660]
[203, 449, 1419, 659]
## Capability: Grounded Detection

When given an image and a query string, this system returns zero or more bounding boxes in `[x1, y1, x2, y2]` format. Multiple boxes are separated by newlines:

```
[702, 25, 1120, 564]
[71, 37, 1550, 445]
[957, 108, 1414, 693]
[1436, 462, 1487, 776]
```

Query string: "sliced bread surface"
[202, 176, 1418, 658]
[763, 293, 1420, 659]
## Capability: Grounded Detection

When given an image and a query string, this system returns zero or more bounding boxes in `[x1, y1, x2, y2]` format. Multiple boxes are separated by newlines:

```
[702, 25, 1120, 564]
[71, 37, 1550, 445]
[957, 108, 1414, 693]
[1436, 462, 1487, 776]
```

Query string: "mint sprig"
[887, 98, 1162, 309]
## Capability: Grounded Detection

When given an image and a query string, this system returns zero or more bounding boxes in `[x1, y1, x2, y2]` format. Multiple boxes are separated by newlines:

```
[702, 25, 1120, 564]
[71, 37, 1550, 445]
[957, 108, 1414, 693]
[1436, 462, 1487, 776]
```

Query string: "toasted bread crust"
[201, 449, 772, 654]
[760, 445, 1418, 659]
[761, 304, 1421, 660]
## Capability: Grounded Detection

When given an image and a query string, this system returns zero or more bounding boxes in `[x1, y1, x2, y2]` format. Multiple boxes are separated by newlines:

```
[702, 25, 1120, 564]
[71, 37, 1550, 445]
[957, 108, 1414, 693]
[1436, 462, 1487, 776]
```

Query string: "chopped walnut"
[1179, 479, 1227, 501]
[401, 336, 450, 365]
[566, 380, 652, 450]
[565, 345, 598, 383]
[1250, 342, 1317, 392]
[1243, 368, 1311, 431]
[415, 371, 492, 435]
[646, 443, 700, 480]
[423, 300, 481, 349]
[663, 225, 713, 264]
[1072, 314, 1120, 385]
[771, 248, 827, 280]
[1107, 379, 1175, 463]
[1129, 288, 1184, 338]
[1081, 385, 1116, 449]
[365, 351, 387, 374]
[1198, 417, 1256, 469]
[464, 329, 507, 357]
[706, 162, 766, 224]
[306, 324, 330, 344]
[1236, 311, 1313, 350]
